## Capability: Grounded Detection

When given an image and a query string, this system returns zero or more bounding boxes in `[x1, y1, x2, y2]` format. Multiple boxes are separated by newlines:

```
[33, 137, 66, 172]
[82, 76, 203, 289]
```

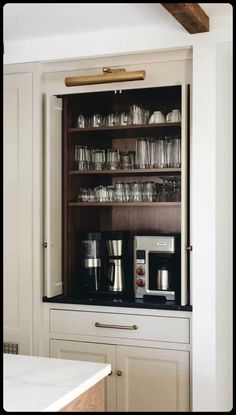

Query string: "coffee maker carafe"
[105, 232, 125, 292]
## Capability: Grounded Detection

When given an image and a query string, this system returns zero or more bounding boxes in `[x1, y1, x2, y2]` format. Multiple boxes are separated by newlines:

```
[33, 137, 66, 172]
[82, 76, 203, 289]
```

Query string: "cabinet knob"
[186, 245, 192, 252]
[109, 370, 113, 376]
[117, 370, 123, 376]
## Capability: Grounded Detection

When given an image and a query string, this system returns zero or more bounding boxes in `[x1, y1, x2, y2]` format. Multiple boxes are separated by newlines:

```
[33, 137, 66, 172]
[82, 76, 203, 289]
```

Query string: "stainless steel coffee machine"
[134, 235, 180, 301]
[103, 231, 132, 293]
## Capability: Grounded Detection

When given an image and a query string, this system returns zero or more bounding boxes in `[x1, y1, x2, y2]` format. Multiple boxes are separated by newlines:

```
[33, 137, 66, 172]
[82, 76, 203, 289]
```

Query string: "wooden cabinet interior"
[62, 85, 183, 296]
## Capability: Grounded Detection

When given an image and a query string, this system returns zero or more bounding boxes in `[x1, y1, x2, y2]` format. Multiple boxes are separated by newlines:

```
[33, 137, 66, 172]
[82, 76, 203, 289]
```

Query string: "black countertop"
[43, 295, 192, 312]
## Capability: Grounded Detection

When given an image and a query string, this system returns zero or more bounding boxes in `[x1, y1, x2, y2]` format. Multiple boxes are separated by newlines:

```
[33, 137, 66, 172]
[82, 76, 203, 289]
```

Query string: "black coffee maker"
[79, 232, 103, 295]
[78, 231, 133, 298]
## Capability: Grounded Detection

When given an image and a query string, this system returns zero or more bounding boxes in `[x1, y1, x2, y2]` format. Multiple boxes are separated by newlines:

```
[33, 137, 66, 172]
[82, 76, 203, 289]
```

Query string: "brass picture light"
[65, 67, 146, 87]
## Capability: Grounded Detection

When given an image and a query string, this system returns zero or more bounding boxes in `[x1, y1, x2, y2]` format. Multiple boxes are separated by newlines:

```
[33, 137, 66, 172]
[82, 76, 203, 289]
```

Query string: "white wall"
[3, 10, 233, 412]
[3, 13, 232, 66]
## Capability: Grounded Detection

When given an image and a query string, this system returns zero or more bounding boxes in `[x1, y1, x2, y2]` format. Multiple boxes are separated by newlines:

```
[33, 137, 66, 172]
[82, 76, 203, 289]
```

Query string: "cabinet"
[3, 73, 33, 354]
[45, 84, 190, 305]
[117, 345, 189, 412]
[50, 339, 189, 412]
[47, 305, 191, 412]
[50, 339, 116, 411]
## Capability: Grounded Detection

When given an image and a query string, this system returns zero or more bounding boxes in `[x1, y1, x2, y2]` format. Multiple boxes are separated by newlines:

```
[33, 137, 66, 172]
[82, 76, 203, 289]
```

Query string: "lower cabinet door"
[50, 339, 117, 412]
[116, 345, 190, 412]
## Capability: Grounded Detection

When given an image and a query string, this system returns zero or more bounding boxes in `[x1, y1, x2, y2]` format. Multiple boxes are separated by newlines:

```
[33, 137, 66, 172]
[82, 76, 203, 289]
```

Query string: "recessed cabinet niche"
[44, 84, 189, 304]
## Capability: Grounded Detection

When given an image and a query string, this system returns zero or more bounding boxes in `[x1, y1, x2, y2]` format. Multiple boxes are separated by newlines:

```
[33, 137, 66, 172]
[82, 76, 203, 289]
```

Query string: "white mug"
[166, 109, 181, 123]
[148, 111, 166, 124]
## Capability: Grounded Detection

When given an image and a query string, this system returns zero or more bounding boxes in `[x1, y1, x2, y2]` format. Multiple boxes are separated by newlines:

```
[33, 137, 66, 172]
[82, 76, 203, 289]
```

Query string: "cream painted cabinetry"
[3, 73, 34, 354]
[47, 306, 190, 412]
[50, 338, 189, 412]
[116, 345, 189, 412]
[50, 339, 116, 412]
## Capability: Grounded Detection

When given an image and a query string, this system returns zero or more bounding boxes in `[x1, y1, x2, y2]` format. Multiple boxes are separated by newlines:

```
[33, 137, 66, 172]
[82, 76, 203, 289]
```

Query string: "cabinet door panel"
[44, 94, 63, 297]
[50, 339, 116, 412]
[117, 345, 189, 412]
[3, 73, 33, 354]
[181, 83, 190, 305]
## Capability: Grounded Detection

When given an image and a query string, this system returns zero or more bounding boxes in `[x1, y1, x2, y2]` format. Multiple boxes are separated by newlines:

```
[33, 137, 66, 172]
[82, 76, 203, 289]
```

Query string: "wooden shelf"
[68, 202, 181, 207]
[68, 123, 181, 139]
[62, 86, 185, 296]
[68, 168, 181, 176]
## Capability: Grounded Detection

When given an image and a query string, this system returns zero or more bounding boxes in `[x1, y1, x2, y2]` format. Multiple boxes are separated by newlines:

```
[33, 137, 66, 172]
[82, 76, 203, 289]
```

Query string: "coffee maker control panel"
[135, 250, 146, 295]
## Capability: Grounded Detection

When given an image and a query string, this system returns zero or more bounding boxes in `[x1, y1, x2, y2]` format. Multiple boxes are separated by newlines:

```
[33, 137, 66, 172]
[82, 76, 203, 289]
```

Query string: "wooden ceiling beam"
[160, 3, 209, 34]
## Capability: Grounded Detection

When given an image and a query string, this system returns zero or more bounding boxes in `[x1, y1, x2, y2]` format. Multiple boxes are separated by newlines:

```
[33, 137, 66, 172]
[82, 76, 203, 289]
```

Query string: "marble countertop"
[3, 353, 111, 412]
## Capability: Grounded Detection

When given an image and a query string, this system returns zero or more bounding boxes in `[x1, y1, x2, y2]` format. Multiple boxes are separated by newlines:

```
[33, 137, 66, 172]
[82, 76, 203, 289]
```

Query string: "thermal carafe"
[107, 258, 124, 292]
[105, 233, 124, 292]
[157, 268, 170, 290]
[102, 231, 133, 293]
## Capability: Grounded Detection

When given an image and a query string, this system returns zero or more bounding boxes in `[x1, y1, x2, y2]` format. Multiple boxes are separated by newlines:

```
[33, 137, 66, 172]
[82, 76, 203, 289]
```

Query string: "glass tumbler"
[120, 152, 131, 169]
[120, 112, 129, 126]
[77, 114, 85, 128]
[78, 188, 89, 202]
[164, 137, 172, 168]
[142, 181, 155, 202]
[115, 182, 124, 202]
[135, 138, 148, 169]
[93, 149, 105, 170]
[154, 139, 165, 168]
[107, 113, 119, 127]
[84, 146, 93, 170]
[170, 137, 181, 167]
[147, 139, 156, 168]
[142, 106, 150, 124]
[107, 186, 115, 202]
[75, 145, 87, 170]
[132, 181, 142, 202]
[123, 182, 132, 202]
[106, 149, 120, 170]
[128, 151, 135, 169]
[94, 185, 107, 202]
[90, 114, 101, 127]
[130, 104, 143, 125]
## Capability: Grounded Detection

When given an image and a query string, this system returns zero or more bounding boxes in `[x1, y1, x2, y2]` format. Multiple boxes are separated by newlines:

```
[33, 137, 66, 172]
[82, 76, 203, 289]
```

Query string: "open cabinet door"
[181, 84, 190, 305]
[44, 94, 63, 297]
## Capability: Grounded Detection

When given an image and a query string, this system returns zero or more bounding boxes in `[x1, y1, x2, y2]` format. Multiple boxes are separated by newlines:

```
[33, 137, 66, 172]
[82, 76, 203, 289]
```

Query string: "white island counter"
[3, 353, 111, 412]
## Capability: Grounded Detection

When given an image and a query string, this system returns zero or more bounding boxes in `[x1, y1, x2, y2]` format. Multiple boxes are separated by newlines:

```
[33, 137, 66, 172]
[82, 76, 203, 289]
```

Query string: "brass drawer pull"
[95, 322, 138, 330]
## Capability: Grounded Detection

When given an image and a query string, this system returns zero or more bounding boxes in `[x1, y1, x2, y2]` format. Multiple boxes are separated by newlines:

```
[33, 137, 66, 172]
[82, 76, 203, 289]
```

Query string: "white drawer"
[50, 309, 190, 344]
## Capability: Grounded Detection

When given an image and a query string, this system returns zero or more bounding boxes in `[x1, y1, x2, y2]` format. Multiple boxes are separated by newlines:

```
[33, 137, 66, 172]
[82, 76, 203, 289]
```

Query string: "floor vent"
[4, 342, 19, 354]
